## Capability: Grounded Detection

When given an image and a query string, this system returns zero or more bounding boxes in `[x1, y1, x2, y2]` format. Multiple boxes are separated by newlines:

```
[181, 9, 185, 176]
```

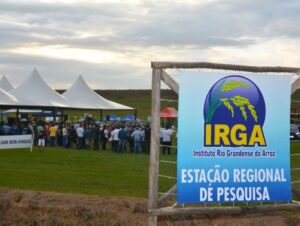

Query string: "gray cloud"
[0, 51, 151, 89]
[0, 0, 299, 88]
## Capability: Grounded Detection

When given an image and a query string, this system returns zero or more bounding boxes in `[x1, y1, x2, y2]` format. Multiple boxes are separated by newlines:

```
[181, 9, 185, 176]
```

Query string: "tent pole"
[100, 109, 103, 122]
[16, 108, 19, 123]
[134, 109, 137, 121]
[53, 108, 57, 122]
[61, 109, 64, 123]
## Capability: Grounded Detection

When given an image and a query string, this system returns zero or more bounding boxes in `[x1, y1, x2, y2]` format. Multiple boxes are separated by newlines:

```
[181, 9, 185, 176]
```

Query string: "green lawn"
[0, 147, 176, 198]
[0, 142, 299, 199]
[291, 141, 300, 194]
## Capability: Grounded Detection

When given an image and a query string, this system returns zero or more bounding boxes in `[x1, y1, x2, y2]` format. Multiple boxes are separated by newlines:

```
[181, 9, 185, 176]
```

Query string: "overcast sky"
[0, 0, 300, 89]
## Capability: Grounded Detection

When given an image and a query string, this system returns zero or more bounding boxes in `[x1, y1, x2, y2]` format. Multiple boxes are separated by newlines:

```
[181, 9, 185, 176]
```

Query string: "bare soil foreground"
[0, 188, 300, 226]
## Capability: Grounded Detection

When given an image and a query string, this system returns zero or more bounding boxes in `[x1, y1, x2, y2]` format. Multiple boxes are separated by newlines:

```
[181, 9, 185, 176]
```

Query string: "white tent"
[62, 75, 133, 110]
[9, 69, 69, 108]
[0, 89, 36, 108]
[0, 88, 20, 106]
[0, 75, 13, 91]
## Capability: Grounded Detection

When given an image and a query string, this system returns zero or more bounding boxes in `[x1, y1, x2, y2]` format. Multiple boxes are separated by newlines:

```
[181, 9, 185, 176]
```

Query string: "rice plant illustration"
[205, 80, 258, 123]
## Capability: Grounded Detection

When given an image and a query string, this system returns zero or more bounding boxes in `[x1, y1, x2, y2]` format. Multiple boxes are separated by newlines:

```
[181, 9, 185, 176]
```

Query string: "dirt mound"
[0, 188, 147, 226]
[0, 188, 299, 226]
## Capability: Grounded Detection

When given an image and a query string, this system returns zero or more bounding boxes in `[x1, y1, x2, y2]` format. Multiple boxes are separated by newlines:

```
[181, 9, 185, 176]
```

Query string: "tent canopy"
[0, 88, 20, 105]
[10, 69, 68, 107]
[62, 75, 133, 110]
[0, 70, 134, 112]
[0, 75, 13, 91]
[160, 107, 178, 118]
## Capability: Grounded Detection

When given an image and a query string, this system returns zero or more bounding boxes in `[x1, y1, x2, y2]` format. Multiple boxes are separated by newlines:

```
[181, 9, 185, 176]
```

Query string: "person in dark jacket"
[118, 126, 127, 153]
[100, 125, 109, 151]
[144, 124, 151, 154]
[92, 124, 100, 151]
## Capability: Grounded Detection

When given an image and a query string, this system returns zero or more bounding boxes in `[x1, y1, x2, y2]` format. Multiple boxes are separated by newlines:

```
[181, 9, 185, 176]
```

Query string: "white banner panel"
[0, 135, 33, 149]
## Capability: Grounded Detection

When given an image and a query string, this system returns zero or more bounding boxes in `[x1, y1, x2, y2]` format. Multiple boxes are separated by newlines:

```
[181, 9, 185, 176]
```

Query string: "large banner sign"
[0, 135, 33, 150]
[177, 72, 291, 204]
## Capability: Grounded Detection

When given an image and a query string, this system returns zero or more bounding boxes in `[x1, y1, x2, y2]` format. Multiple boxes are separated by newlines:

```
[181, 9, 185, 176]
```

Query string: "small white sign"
[0, 135, 33, 150]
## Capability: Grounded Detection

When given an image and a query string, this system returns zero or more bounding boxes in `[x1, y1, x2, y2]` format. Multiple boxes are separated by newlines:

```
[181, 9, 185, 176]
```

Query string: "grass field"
[0, 142, 299, 199]
[0, 146, 176, 198]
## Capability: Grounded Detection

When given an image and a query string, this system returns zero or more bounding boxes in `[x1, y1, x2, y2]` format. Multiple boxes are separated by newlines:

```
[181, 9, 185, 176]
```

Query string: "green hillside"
[291, 90, 300, 123]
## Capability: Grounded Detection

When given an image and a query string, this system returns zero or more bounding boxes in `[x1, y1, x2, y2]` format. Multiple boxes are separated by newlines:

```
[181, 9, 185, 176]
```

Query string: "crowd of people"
[0, 119, 176, 154]
[37, 121, 153, 153]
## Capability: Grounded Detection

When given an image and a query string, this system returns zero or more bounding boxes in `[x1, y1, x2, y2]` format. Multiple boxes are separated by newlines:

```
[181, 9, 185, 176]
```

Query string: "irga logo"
[203, 75, 266, 147]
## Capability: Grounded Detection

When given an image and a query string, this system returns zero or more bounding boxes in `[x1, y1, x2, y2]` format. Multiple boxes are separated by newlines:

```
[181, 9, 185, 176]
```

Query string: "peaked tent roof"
[0, 88, 20, 105]
[0, 87, 37, 107]
[0, 88, 35, 108]
[10, 69, 68, 107]
[0, 75, 13, 91]
[62, 75, 133, 110]
[160, 107, 178, 118]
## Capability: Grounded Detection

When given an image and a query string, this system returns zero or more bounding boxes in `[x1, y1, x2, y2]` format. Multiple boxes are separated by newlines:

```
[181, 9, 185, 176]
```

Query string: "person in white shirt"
[161, 126, 173, 155]
[111, 127, 120, 152]
[76, 124, 85, 150]
[62, 124, 69, 148]
[100, 125, 109, 151]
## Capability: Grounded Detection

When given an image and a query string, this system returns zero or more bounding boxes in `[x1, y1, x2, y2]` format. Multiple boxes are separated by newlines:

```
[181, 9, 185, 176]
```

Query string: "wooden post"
[158, 184, 177, 207]
[148, 68, 161, 226]
[161, 70, 179, 95]
[149, 204, 300, 216]
[292, 74, 300, 94]
[151, 61, 300, 73]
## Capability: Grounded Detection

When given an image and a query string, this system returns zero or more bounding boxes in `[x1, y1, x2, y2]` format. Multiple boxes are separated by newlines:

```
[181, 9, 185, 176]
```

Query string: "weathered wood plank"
[158, 184, 177, 207]
[149, 204, 300, 216]
[151, 62, 300, 73]
[292, 72, 300, 94]
[161, 70, 179, 94]
[148, 68, 162, 226]
[292, 77, 300, 94]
